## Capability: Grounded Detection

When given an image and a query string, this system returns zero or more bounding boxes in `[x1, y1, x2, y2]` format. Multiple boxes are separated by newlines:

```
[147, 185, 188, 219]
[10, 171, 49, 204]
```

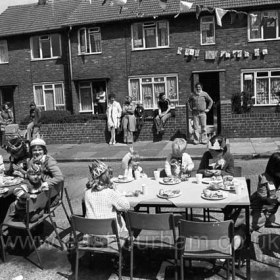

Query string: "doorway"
[0, 86, 15, 114]
[197, 72, 221, 134]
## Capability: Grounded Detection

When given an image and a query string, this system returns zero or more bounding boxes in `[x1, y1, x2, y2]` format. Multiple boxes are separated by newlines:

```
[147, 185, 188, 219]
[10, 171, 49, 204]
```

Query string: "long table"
[116, 177, 251, 280]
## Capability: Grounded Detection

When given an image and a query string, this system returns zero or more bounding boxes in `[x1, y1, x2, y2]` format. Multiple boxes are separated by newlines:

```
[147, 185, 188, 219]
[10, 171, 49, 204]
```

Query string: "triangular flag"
[159, 0, 167, 10]
[180, 1, 193, 12]
[174, 0, 193, 18]
[185, 48, 190, 56]
[196, 4, 203, 19]
[220, 50, 226, 57]
[102, 0, 107, 5]
[194, 49, 200, 57]
[215, 8, 228, 27]
[250, 13, 258, 25]
[113, 0, 127, 6]
[189, 49, 194, 56]
[177, 47, 183, 55]
[244, 51, 250, 58]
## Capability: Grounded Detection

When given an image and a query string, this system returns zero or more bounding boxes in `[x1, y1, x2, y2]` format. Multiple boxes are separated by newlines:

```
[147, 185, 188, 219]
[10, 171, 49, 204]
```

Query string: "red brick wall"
[39, 106, 188, 144]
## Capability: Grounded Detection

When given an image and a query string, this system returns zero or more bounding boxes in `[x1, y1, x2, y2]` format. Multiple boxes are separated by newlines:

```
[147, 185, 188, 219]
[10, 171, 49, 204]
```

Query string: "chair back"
[64, 186, 74, 216]
[178, 219, 234, 241]
[71, 215, 118, 236]
[126, 211, 175, 231]
[234, 166, 242, 177]
[27, 191, 49, 213]
[246, 178, 251, 196]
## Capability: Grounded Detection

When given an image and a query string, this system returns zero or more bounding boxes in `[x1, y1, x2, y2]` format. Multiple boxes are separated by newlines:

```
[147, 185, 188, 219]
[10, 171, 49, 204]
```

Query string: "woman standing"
[26, 101, 41, 141]
[106, 93, 122, 145]
[0, 103, 14, 146]
[122, 96, 136, 144]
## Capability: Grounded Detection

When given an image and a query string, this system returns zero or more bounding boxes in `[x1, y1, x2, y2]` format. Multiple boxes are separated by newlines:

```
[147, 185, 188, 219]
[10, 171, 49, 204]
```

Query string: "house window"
[78, 27, 102, 54]
[128, 74, 178, 109]
[200, 16, 215, 45]
[242, 69, 280, 105]
[248, 10, 280, 41]
[33, 83, 65, 111]
[132, 21, 169, 50]
[31, 34, 61, 59]
[0, 40, 8, 63]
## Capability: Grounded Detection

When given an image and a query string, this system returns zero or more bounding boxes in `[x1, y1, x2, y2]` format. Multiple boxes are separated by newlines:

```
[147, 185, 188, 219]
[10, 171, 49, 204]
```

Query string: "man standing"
[188, 82, 213, 145]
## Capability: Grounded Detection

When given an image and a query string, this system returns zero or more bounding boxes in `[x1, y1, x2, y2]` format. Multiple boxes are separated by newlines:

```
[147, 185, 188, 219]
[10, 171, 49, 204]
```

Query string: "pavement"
[1, 137, 278, 163]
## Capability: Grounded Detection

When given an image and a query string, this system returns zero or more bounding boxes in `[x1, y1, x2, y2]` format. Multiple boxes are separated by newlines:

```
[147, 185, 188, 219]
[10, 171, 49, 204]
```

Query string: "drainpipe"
[67, 26, 74, 113]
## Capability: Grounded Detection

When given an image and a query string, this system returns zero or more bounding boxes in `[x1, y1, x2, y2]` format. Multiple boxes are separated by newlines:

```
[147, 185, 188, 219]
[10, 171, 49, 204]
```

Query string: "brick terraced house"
[0, 0, 280, 143]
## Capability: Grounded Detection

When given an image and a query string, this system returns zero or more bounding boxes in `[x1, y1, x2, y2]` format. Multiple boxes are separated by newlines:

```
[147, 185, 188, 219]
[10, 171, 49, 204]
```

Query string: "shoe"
[112, 141, 116, 145]
[201, 141, 208, 145]
[193, 140, 199, 145]
[109, 141, 113, 145]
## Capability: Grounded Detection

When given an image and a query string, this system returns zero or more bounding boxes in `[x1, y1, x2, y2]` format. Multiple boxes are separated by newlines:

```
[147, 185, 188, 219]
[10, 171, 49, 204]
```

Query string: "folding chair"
[177, 219, 235, 280]
[125, 211, 179, 280]
[0, 191, 64, 269]
[203, 166, 243, 222]
[71, 215, 126, 280]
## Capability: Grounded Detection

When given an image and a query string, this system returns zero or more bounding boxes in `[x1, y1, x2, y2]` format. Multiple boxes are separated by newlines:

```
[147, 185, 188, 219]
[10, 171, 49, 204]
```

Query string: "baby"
[165, 138, 194, 177]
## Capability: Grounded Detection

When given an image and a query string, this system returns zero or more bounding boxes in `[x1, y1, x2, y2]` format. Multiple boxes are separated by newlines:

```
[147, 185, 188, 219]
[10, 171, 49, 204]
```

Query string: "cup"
[235, 185, 242, 195]
[142, 184, 146, 195]
[154, 170, 160, 182]
[134, 170, 140, 180]
[196, 173, 203, 184]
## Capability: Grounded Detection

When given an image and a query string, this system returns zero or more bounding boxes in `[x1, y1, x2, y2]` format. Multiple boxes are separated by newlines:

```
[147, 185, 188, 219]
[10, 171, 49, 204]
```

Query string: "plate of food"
[157, 189, 182, 199]
[113, 176, 134, 183]
[3, 177, 24, 186]
[0, 187, 8, 194]
[201, 189, 228, 200]
[159, 177, 181, 185]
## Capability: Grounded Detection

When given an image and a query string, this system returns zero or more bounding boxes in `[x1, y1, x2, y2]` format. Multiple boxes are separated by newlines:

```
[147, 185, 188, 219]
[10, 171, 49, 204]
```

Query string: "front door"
[0, 86, 15, 114]
[197, 72, 221, 134]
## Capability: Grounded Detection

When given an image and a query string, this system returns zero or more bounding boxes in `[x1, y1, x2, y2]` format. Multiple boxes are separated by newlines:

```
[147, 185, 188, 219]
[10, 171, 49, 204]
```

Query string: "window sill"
[132, 46, 170, 51]
[31, 57, 61, 61]
[0, 62, 9, 65]
[248, 38, 280, 43]
[78, 52, 102, 56]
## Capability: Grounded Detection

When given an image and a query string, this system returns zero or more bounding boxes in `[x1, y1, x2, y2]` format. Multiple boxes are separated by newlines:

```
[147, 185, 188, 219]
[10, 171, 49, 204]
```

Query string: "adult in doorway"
[106, 93, 122, 145]
[26, 101, 41, 141]
[96, 86, 106, 114]
[0, 103, 14, 146]
[122, 96, 136, 144]
[188, 82, 213, 145]
[154, 92, 171, 134]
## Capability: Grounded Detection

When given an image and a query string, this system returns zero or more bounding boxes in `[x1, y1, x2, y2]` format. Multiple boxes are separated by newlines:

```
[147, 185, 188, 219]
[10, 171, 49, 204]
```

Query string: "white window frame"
[0, 40, 8, 64]
[33, 82, 65, 111]
[128, 74, 179, 109]
[241, 68, 280, 106]
[248, 10, 280, 41]
[30, 34, 62, 60]
[78, 81, 95, 113]
[131, 20, 169, 50]
[78, 27, 102, 55]
[200, 16, 215, 45]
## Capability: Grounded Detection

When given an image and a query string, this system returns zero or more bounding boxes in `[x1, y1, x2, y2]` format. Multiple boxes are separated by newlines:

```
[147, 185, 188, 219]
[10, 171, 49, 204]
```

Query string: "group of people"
[106, 94, 145, 145]
[81, 134, 280, 261]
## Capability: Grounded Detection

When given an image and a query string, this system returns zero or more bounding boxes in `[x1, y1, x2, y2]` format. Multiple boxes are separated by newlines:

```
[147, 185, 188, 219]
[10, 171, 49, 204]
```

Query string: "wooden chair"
[125, 211, 179, 280]
[203, 166, 243, 222]
[0, 191, 64, 269]
[70, 215, 126, 280]
[177, 219, 235, 280]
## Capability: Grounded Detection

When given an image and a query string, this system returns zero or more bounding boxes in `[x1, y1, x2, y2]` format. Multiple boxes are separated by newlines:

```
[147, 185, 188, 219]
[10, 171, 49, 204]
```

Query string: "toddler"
[165, 138, 194, 177]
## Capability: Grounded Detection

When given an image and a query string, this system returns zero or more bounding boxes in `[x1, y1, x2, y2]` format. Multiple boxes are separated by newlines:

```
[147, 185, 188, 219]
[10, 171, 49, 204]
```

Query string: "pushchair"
[2, 124, 30, 177]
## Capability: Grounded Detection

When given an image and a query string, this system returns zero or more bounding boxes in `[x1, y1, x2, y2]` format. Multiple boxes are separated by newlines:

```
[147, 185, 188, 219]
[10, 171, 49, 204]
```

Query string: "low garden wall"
[37, 106, 188, 144]
[221, 100, 280, 138]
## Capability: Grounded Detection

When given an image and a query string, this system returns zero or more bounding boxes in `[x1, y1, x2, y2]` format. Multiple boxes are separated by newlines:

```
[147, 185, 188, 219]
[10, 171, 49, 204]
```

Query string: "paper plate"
[159, 178, 181, 185]
[113, 177, 134, 184]
[201, 192, 228, 200]
[157, 190, 182, 199]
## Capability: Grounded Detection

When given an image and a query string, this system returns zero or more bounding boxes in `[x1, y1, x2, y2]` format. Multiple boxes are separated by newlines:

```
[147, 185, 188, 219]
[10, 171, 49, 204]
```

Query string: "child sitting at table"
[164, 138, 194, 178]
[83, 159, 130, 247]
[121, 147, 147, 179]
[197, 135, 234, 177]
[7, 163, 48, 222]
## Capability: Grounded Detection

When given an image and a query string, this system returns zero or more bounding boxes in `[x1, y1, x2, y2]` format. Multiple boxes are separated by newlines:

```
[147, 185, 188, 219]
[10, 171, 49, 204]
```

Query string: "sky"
[0, 0, 37, 15]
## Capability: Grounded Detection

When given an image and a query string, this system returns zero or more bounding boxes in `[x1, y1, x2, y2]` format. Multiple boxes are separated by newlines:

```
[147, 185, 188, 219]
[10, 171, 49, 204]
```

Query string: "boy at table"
[197, 135, 234, 177]
[6, 163, 49, 222]
[164, 138, 194, 178]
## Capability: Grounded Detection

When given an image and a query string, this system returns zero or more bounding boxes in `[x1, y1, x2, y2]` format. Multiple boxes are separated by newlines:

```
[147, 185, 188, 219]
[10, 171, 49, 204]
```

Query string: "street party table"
[115, 176, 251, 279]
